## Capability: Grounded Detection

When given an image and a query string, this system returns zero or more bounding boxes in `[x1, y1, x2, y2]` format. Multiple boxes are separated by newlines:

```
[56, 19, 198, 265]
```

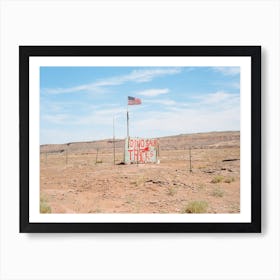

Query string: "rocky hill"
[40, 131, 240, 154]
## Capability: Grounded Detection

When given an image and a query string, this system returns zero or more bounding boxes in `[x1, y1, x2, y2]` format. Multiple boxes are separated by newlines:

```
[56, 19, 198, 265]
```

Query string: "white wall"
[0, 0, 279, 279]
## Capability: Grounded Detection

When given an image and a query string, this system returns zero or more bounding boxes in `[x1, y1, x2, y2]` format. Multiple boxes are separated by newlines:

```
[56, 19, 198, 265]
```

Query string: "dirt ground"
[40, 139, 240, 214]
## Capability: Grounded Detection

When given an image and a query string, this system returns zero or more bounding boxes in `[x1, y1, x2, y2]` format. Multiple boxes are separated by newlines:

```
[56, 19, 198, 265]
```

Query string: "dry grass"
[40, 197, 51, 213]
[182, 201, 208, 213]
[211, 187, 224, 197]
[167, 186, 177, 196]
[224, 177, 235, 183]
[211, 175, 224, 184]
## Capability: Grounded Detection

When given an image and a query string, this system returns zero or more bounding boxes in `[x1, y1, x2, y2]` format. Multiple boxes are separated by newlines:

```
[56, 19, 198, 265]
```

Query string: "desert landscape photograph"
[40, 65, 240, 214]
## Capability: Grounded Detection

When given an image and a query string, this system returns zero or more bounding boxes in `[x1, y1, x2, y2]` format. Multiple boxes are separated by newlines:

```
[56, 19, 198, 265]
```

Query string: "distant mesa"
[40, 131, 240, 154]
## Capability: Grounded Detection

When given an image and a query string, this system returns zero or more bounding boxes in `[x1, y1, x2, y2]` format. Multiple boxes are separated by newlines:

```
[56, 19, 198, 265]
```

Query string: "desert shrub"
[125, 196, 134, 204]
[183, 201, 208, 213]
[96, 160, 103, 164]
[197, 183, 205, 190]
[211, 175, 224, 183]
[197, 165, 206, 170]
[131, 176, 145, 187]
[211, 187, 224, 197]
[229, 203, 240, 213]
[40, 197, 51, 213]
[167, 186, 177, 196]
[88, 208, 102, 213]
[224, 177, 235, 183]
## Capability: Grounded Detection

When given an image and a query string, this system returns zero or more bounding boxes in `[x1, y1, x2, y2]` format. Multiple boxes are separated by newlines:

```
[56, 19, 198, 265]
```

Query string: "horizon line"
[40, 130, 240, 146]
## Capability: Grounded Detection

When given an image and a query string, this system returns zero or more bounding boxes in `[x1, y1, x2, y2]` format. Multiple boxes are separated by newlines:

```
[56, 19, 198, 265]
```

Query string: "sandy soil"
[40, 132, 240, 214]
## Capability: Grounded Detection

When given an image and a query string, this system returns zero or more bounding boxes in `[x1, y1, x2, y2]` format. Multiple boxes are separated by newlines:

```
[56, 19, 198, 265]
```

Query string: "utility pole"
[113, 116, 116, 165]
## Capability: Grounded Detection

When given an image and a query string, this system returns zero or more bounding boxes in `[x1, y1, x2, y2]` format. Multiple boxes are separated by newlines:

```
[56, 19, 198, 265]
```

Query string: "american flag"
[128, 96, 142, 105]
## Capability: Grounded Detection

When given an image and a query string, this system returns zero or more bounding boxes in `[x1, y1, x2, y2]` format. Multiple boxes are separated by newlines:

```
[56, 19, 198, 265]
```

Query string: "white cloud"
[42, 106, 127, 127]
[42, 114, 72, 125]
[132, 107, 239, 138]
[40, 128, 109, 145]
[42, 68, 182, 95]
[129, 90, 240, 138]
[126, 68, 181, 83]
[212, 80, 240, 90]
[144, 99, 177, 106]
[195, 91, 239, 105]
[94, 108, 127, 116]
[40, 105, 128, 144]
[137, 88, 169, 97]
[41, 90, 240, 143]
[41, 85, 89, 95]
[214, 67, 240, 76]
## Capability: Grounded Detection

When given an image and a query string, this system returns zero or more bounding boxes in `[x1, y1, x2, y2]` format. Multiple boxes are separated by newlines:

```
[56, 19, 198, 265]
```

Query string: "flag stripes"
[128, 96, 142, 105]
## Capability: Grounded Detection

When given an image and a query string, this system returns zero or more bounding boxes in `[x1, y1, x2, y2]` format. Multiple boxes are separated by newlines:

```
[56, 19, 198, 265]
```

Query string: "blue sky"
[40, 66, 240, 144]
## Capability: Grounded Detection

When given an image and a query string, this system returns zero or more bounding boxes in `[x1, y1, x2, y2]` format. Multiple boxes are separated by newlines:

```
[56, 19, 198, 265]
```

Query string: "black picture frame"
[20, 46, 261, 233]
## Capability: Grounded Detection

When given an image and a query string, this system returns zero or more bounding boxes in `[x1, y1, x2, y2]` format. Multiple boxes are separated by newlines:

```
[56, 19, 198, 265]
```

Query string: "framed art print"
[19, 46, 261, 233]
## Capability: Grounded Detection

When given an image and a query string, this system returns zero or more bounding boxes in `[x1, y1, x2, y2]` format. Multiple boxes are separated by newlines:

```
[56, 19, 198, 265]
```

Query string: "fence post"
[95, 147, 99, 164]
[113, 117, 116, 165]
[66, 149, 68, 165]
[136, 138, 139, 166]
[189, 146, 192, 173]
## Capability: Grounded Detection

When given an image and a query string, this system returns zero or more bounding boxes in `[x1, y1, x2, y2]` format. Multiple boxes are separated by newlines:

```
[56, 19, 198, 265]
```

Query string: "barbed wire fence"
[40, 143, 240, 175]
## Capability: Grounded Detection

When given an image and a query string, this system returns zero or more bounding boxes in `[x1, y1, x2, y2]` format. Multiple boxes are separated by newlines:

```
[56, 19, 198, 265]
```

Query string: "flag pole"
[127, 103, 129, 139]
